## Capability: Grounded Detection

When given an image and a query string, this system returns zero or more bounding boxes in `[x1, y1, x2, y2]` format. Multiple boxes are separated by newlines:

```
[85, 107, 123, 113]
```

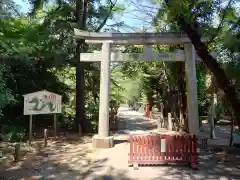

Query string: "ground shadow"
[1, 140, 240, 179]
[0, 138, 135, 180]
[114, 139, 128, 145]
[1, 110, 240, 179]
[152, 150, 240, 180]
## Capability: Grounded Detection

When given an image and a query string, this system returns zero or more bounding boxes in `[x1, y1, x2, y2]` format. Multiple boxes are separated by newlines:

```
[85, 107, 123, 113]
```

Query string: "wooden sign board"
[23, 90, 62, 115]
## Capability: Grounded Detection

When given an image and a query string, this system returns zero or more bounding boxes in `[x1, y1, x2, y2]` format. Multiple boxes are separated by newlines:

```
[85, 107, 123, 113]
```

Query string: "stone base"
[92, 135, 114, 148]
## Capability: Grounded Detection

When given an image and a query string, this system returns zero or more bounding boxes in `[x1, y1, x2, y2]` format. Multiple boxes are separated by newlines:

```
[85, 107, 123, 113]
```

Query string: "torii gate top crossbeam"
[74, 29, 206, 45]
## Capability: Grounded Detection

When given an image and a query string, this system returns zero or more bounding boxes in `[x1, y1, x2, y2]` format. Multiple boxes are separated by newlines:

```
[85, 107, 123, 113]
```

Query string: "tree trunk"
[229, 109, 234, 146]
[177, 17, 240, 129]
[177, 62, 188, 132]
[176, 62, 188, 131]
[76, 0, 87, 133]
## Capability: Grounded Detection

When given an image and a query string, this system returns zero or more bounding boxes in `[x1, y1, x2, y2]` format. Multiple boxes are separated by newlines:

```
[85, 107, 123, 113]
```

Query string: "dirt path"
[0, 137, 98, 180]
[86, 108, 240, 180]
[1, 106, 240, 180]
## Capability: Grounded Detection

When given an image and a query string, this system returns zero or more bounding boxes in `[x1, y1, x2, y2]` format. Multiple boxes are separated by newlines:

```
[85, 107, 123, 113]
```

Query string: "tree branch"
[207, 0, 234, 45]
[95, 0, 117, 32]
[163, 0, 240, 129]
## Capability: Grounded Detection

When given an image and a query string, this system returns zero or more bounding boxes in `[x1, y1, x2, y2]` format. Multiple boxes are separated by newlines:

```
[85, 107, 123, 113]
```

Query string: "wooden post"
[145, 103, 150, 119]
[29, 115, 32, 146]
[156, 116, 161, 130]
[168, 113, 172, 131]
[210, 85, 217, 139]
[54, 114, 57, 139]
[179, 111, 184, 131]
[160, 102, 164, 128]
[78, 124, 82, 136]
[179, 111, 183, 125]
[44, 129, 48, 147]
[14, 143, 20, 162]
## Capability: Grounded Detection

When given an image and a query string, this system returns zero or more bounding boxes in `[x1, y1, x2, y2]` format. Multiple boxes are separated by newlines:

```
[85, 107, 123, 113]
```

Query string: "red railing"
[128, 134, 198, 169]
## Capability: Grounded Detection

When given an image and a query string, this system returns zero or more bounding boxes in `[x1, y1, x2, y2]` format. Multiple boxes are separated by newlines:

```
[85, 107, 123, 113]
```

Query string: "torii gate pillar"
[92, 42, 114, 148]
[184, 43, 200, 135]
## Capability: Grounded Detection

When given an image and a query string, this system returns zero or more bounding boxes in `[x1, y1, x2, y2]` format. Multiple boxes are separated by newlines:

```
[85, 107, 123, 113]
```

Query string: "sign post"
[29, 115, 32, 146]
[23, 90, 62, 146]
[54, 114, 57, 139]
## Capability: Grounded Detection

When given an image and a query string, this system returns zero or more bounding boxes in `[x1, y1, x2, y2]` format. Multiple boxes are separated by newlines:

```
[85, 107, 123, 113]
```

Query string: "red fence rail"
[128, 134, 198, 169]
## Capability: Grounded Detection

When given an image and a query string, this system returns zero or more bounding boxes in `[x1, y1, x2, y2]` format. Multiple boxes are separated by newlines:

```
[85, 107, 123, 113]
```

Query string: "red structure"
[145, 103, 150, 118]
[128, 134, 198, 169]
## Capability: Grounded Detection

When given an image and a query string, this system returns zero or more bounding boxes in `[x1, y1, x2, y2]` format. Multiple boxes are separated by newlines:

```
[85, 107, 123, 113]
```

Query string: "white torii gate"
[81, 46, 186, 62]
[74, 29, 212, 148]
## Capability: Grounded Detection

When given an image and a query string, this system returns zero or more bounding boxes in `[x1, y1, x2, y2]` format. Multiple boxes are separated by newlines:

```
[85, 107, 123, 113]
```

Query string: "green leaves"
[0, 65, 15, 115]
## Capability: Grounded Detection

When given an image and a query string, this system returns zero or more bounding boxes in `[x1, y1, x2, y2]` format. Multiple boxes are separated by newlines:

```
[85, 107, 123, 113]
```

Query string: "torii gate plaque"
[74, 29, 206, 148]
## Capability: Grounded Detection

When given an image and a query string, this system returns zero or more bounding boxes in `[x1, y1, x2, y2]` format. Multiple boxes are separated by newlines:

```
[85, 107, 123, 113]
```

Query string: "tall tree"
[28, 0, 125, 133]
[161, 0, 240, 128]
[75, 0, 87, 133]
